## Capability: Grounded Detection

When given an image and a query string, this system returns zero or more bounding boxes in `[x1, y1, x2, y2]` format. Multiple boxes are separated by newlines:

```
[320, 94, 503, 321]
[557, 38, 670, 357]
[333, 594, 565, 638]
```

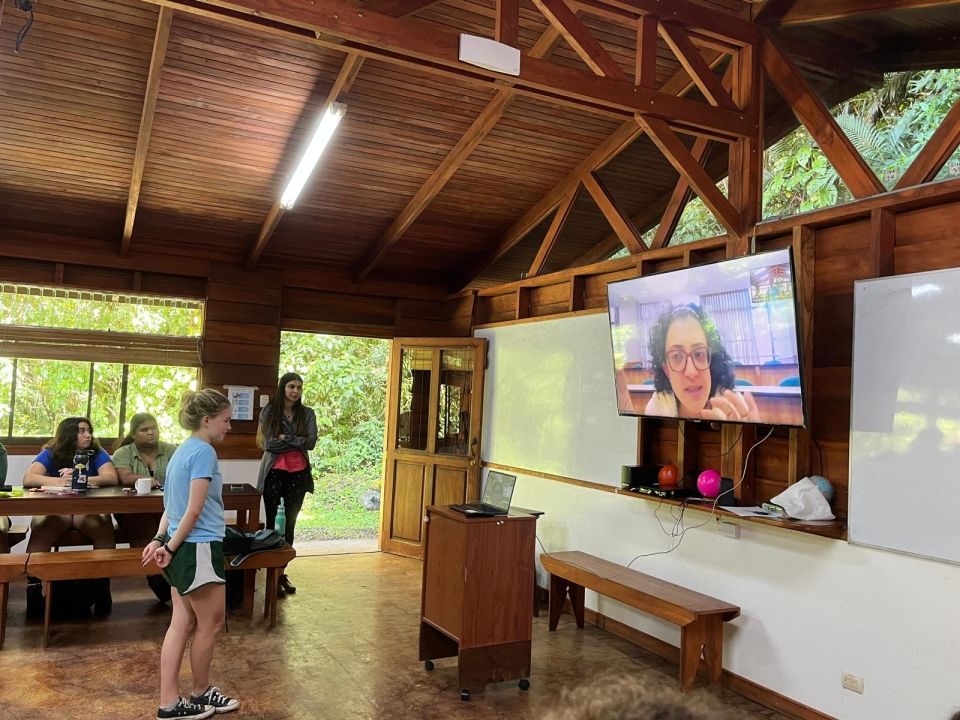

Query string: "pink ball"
[697, 469, 722, 498]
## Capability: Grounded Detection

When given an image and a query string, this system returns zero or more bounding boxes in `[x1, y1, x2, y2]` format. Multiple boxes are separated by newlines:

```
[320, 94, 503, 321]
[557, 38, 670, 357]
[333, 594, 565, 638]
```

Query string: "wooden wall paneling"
[529, 282, 571, 318]
[568, 275, 585, 312]
[282, 287, 397, 328]
[202, 264, 281, 458]
[516, 286, 532, 320]
[0, 259, 57, 285]
[676, 420, 698, 486]
[139, 273, 206, 298]
[61, 266, 136, 292]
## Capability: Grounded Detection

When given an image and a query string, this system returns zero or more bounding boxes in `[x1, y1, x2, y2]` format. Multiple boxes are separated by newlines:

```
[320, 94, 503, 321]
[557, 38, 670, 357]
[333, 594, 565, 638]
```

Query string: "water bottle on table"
[71, 451, 89, 491]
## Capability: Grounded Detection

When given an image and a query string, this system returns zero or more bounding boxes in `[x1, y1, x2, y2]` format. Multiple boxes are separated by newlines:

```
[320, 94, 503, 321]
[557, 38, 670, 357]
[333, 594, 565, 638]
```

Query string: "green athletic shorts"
[162, 540, 226, 596]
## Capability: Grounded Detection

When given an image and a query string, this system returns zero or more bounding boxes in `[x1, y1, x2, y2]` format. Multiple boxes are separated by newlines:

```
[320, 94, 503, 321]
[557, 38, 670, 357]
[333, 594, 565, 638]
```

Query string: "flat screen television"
[606, 248, 806, 427]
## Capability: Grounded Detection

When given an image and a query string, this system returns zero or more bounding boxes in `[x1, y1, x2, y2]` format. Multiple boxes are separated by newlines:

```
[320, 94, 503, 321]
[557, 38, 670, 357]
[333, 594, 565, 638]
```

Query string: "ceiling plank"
[757, 0, 960, 26]
[895, 95, 960, 190]
[528, 190, 578, 278]
[246, 52, 364, 270]
[652, 136, 711, 249]
[658, 22, 736, 110]
[121, 6, 173, 257]
[362, 0, 444, 17]
[531, 0, 626, 79]
[496, 0, 520, 46]
[581, 172, 646, 253]
[353, 27, 562, 281]
[762, 35, 885, 198]
[148, 0, 756, 138]
[637, 115, 742, 236]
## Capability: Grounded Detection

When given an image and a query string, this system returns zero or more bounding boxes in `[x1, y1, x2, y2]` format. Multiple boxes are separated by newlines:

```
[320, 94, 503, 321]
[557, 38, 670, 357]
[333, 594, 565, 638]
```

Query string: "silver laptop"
[449, 471, 517, 516]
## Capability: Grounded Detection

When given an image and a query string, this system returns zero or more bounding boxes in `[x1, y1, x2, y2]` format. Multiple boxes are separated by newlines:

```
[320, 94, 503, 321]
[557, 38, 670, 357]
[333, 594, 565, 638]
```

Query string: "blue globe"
[809, 475, 834, 503]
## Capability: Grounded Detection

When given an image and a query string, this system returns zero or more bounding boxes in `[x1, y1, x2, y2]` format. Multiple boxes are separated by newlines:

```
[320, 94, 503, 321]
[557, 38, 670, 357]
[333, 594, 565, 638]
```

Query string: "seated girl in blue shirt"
[22, 416, 118, 552]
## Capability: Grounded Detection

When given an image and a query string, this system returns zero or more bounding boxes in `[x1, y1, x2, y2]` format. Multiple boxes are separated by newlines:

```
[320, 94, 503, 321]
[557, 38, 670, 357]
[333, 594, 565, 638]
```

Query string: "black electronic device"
[632, 484, 698, 499]
[450, 470, 516, 517]
[621, 464, 662, 489]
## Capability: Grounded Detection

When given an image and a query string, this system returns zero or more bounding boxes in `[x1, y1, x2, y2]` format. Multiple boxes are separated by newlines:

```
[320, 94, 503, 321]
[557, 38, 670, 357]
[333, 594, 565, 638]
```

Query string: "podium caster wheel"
[519, 679, 530, 691]
[460, 689, 471, 702]
[424, 660, 434, 671]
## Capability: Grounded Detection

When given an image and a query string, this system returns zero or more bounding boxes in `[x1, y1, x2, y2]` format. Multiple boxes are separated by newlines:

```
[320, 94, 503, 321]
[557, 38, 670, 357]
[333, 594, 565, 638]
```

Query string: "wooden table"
[0, 485, 263, 615]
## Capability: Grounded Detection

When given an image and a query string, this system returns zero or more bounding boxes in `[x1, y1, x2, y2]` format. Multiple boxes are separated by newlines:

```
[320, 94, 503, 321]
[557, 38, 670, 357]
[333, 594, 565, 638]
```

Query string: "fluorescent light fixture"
[280, 101, 346, 210]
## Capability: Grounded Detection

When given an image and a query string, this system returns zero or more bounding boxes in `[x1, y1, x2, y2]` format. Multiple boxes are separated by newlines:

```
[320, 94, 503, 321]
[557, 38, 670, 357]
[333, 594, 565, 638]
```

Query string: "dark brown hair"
[258, 372, 307, 448]
[114, 412, 158, 451]
[43, 417, 102, 467]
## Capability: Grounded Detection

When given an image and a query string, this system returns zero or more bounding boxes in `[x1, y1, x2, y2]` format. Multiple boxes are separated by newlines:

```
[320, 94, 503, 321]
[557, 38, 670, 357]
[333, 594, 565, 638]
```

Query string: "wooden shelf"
[620, 488, 847, 540]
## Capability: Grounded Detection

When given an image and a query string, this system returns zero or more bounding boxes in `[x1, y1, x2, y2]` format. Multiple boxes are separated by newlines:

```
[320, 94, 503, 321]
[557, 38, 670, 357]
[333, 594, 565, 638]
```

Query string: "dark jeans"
[263, 468, 310, 546]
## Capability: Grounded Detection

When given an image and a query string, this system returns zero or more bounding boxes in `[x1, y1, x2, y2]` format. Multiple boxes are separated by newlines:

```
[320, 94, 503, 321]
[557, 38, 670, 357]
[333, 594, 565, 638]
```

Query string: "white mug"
[135, 477, 153, 494]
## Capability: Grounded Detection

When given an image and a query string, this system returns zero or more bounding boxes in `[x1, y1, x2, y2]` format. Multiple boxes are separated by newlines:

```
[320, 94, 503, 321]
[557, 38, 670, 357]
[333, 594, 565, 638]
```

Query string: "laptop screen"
[481, 471, 516, 511]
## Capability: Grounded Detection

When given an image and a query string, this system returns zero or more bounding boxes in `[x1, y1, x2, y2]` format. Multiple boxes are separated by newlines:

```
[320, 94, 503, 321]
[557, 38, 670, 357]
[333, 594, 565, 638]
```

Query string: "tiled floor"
[0, 553, 789, 719]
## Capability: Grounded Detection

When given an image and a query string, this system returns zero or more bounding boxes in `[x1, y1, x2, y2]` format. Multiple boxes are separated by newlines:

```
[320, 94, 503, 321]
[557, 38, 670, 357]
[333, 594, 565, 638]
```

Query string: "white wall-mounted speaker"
[458, 34, 521, 76]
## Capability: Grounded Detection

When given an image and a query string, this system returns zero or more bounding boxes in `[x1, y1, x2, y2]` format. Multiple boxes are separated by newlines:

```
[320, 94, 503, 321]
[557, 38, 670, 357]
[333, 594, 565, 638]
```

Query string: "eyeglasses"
[665, 347, 710, 373]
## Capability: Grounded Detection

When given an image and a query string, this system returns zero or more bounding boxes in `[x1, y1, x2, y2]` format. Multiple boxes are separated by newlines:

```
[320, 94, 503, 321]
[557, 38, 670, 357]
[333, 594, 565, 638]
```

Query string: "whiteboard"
[849, 268, 960, 565]
[476, 313, 637, 486]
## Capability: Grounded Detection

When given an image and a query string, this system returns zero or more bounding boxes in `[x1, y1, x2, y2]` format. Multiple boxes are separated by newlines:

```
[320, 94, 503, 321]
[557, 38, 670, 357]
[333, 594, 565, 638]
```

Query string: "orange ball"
[658, 464, 679, 488]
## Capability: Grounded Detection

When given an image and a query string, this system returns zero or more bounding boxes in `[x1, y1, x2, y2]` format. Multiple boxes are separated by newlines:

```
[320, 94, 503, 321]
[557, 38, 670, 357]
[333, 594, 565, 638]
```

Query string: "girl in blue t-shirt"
[22, 416, 118, 552]
[142, 389, 240, 719]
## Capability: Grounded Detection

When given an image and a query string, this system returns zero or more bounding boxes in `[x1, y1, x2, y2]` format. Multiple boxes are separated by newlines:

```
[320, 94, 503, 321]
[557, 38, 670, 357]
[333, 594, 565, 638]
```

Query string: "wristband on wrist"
[151, 535, 165, 544]
[163, 543, 177, 555]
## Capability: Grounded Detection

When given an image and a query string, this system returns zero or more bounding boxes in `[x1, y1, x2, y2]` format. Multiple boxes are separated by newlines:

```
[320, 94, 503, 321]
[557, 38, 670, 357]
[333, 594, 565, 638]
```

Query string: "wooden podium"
[419, 505, 537, 698]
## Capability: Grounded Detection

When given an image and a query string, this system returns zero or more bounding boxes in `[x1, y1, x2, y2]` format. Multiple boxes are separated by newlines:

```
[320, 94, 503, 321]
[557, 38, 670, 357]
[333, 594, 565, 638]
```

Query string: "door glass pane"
[397, 348, 432, 450]
[436, 349, 473, 456]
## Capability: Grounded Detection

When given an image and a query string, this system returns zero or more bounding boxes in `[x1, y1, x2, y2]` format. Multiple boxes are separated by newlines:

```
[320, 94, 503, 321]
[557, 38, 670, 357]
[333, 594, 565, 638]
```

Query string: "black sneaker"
[156, 698, 214, 719]
[190, 686, 240, 714]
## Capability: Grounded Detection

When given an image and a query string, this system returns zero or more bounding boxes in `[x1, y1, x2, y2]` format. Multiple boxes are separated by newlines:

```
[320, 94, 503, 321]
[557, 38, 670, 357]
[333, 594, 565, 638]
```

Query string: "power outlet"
[841, 672, 864, 694]
[717, 520, 740, 539]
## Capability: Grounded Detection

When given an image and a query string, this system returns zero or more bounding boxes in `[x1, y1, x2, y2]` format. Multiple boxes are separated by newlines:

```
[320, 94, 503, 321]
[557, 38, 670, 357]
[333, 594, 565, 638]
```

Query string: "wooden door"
[379, 337, 487, 559]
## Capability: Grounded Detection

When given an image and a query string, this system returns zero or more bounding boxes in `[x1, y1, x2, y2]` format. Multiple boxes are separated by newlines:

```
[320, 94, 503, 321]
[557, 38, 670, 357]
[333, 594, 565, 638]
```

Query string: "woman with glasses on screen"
[646, 304, 760, 422]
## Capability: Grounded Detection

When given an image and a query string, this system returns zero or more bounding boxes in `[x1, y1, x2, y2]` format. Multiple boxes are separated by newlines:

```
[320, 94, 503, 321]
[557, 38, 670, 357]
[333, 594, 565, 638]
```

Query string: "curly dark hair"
[648, 304, 736, 400]
[540, 673, 732, 720]
[43, 416, 102, 468]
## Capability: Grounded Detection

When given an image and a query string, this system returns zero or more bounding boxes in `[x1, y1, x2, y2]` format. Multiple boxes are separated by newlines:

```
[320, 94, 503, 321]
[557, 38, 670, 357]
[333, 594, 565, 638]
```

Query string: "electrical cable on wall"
[12, 0, 35, 53]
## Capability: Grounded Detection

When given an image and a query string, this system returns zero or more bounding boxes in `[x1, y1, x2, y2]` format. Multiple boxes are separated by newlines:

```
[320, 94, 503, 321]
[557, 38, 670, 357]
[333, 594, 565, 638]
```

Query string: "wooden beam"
[353, 27, 562, 281]
[121, 6, 173, 257]
[581, 172, 646, 254]
[455, 49, 728, 288]
[531, 0, 626, 79]
[355, 90, 515, 280]
[147, 0, 756, 138]
[658, 23, 735, 110]
[652, 137, 710, 249]
[895, 95, 960, 190]
[528, 191, 577, 278]
[635, 14, 659, 90]
[727, 44, 762, 233]
[637, 116, 742, 237]
[762, 35, 885, 198]
[362, 0, 444, 17]
[758, 0, 960, 26]
[495, 0, 519, 46]
[246, 52, 363, 270]
[582, 0, 760, 47]
[868, 207, 895, 277]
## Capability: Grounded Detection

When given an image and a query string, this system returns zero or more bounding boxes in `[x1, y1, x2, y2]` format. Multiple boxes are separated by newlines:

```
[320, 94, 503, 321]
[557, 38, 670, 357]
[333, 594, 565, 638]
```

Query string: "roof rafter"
[121, 6, 173, 257]
[532, 0, 626, 79]
[455, 48, 727, 289]
[581, 172, 646, 253]
[245, 52, 364, 270]
[761, 35, 884, 198]
[146, 0, 756, 138]
[895, 94, 960, 189]
[756, 0, 960, 26]
[528, 189, 578, 278]
[353, 27, 563, 281]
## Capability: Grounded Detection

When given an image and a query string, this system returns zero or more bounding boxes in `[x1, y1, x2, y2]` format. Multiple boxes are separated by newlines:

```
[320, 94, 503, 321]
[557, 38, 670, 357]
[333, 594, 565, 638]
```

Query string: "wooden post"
[788, 224, 814, 484]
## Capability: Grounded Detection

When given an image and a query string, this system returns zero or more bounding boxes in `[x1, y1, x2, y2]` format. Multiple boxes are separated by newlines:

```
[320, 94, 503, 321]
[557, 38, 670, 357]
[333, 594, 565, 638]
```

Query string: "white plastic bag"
[770, 477, 835, 520]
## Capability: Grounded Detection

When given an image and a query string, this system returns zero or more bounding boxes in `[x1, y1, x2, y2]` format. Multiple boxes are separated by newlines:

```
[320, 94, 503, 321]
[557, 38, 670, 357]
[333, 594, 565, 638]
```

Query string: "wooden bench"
[27, 545, 296, 647]
[0, 554, 27, 649]
[540, 551, 740, 691]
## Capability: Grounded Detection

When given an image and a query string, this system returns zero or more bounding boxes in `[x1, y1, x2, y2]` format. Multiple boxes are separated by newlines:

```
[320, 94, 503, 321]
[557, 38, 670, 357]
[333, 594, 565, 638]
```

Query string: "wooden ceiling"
[1, 0, 958, 292]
